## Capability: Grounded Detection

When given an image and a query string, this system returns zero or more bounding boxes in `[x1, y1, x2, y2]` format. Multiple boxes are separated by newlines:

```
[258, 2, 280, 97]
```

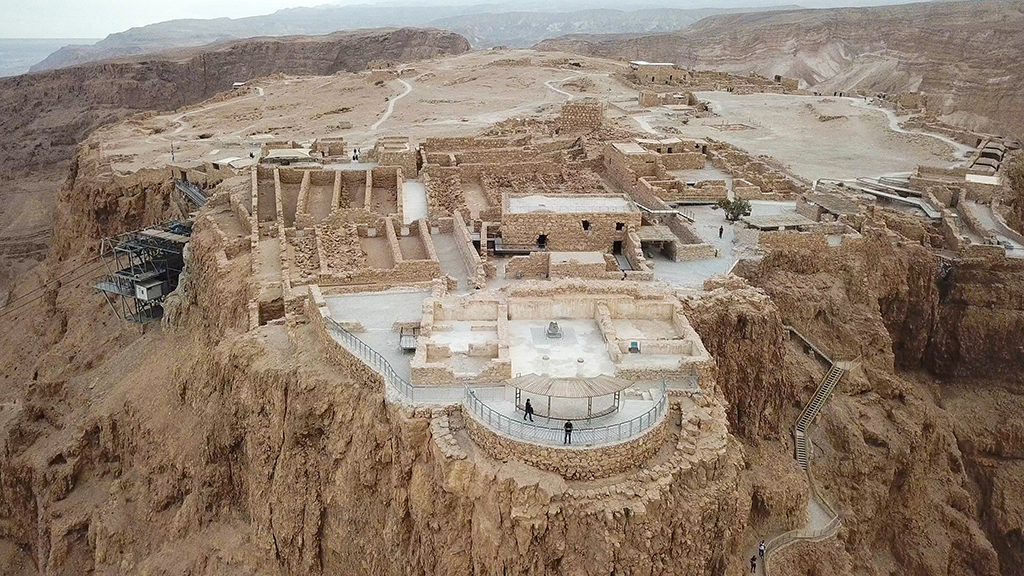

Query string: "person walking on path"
[719, 225, 724, 239]
[759, 540, 766, 560]
[750, 555, 757, 573]
[524, 399, 534, 422]
[564, 420, 573, 445]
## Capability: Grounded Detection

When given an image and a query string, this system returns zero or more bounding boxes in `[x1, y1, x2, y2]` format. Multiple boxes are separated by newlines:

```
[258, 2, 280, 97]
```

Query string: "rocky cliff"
[741, 225, 1024, 575]
[0, 143, 763, 575]
[536, 0, 1024, 138]
[0, 27, 469, 301]
[29, 5, 795, 71]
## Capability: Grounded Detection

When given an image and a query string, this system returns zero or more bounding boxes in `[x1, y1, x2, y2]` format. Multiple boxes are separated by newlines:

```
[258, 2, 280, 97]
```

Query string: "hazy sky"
[2, 0, 329, 38]
[2, 0, 924, 39]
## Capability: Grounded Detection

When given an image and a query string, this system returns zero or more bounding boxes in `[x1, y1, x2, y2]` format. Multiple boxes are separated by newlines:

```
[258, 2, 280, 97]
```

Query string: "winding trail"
[372, 78, 413, 131]
[846, 97, 975, 164]
[544, 75, 578, 99]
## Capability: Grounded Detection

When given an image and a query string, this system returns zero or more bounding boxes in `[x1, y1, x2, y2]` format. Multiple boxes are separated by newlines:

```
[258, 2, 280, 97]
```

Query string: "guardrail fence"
[325, 315, 670, 446]
[464, 382, 667, 446]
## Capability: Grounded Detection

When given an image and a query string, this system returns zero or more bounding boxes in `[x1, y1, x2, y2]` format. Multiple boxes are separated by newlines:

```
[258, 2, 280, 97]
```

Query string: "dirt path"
[372, 78, 413, 131]
[846, 97, 975, 163]
[544, 75, 578, 99]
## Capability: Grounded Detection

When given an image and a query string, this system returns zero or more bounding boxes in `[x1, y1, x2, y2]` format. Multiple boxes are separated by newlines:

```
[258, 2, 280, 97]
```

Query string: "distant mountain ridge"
[536, 0, 1024, 138]
[29, 4, 797, 72]
[430, 7, 801, 48]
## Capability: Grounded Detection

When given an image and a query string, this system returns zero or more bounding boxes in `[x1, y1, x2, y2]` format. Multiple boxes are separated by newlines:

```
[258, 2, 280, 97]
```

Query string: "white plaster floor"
[650, 200, 801, 287]
[486, 397, 656, 427]
[428, 321, 497, 353]
[324, 289, 430, 381]
[668, 166, 734, 189]
[611, 319, 678, 340]
[508, 320, 615, 378]
[402, 179, 428, 224]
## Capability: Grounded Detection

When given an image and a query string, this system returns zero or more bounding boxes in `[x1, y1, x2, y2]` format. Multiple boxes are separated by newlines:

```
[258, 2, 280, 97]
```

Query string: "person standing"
[758, 540, 766, 560]
[750, 555, 757, 573]
[524, 399, 534, 422]
[719, 225, 724, 239]
[564, 420, 573, 445]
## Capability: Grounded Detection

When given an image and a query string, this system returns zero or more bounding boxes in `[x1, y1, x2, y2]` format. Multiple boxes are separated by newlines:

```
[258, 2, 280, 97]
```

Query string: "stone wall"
[733, 178, 764, 200]
[506, 252, 623, 279]
[633, 63, 686, 85]
[556, 100, 603, 132]
[706, 141, 807, 197]
[423, 166, 465, 218]
[505, 252, 549, 279]
[453, 211, 487, 289]
[623, 226, 650, 271]
[501, 195, 641, 252]
[454, 148, 557, 165]
[421, 135, 529, 151]
[550, 255, 619, 279]
[642, 178, 727, 202]
[638, 90, 697, 107]
[314, 138, 348, 158]
[378, 149, 418, 178]
[463, 407, 670, 480]
[659, 152, 705, 170]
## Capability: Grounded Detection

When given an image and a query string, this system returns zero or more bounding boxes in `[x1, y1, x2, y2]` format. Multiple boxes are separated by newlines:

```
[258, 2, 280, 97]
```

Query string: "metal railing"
[174, 179, 207, 207]
[324, 315, 503, 404]
[325, 314, 671, 446]
[764, 513, 841, 565]
[464, 382, 668, 447]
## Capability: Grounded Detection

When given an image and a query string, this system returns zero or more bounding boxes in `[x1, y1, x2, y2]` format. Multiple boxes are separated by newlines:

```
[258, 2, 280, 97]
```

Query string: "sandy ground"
[90, 48, 966, 191]
[94, 49, 636, 174]
[617, 92, 963, 182]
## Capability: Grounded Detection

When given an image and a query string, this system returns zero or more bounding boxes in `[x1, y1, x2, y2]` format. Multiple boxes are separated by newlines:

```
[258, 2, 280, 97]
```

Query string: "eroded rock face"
[743, 225, 1024, 576]
[0, 173, 759, 574]
[683, 274, 794, 441]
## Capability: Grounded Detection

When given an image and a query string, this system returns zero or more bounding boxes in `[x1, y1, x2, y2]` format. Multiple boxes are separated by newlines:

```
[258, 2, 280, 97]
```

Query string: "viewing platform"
[305, 279, 713, 476]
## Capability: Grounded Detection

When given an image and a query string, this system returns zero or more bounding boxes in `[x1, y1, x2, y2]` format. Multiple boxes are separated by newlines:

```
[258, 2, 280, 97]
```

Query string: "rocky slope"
[2, 135, 1023, 574]
[0, 27, 469, 302]
[0, 27, 468, 176]
[740, 225, 1024, 575]
[29, 5, 795, 70]
[429, 7, 798, 49]
[0, 142, 765, 575]
[536, 0, 1024, 138]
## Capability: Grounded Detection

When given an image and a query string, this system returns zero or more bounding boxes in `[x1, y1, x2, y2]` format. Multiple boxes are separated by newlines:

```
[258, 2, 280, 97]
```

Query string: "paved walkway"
[744, 494, 835, 575]
[632, 115, 658, 134]
[964, 200, 1024, 255]
[431, 233, 470, 292]
[845, 97, 975, 164]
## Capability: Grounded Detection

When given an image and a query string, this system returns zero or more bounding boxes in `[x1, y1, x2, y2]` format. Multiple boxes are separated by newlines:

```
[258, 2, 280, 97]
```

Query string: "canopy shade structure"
[507, 373, 629, 398]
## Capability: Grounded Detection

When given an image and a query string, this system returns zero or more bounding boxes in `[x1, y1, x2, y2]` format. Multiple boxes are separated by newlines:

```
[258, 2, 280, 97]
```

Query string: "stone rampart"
[463, 408, 669, 480]
[556, 100, 603, 132]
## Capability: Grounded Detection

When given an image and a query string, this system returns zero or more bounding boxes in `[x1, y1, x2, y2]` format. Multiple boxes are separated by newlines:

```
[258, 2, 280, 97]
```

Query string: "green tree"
[717, 198, 752, 222]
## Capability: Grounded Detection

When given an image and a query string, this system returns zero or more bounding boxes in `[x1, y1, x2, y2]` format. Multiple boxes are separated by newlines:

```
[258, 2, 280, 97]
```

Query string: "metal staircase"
[794, 363, 845, 470]
[174, 179, 207, 207]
